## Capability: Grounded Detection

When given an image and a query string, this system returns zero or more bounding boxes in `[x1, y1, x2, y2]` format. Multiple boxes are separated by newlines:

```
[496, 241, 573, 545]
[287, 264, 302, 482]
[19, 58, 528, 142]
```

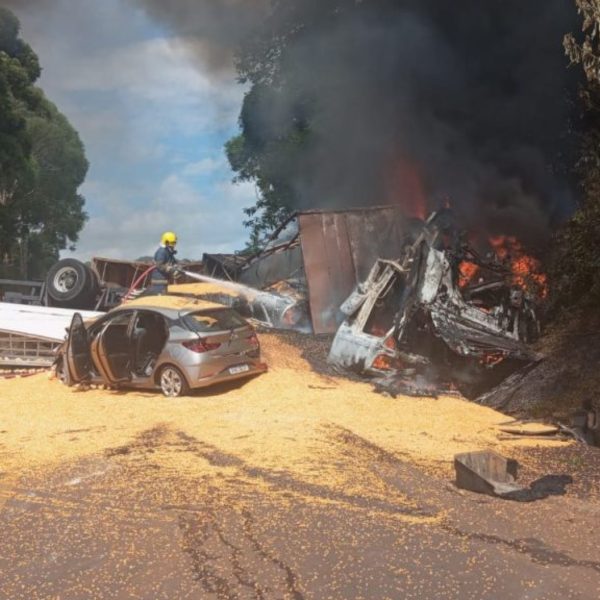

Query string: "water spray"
[179, 270, 310, 331]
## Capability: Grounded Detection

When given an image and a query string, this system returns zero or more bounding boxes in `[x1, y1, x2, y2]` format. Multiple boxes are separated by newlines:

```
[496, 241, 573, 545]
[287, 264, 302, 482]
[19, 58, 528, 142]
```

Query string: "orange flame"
[458, 261, 480, 288]
[372, 354, 394, 370]
[480, 352, 506, 367]
[489, 235, 548, 299]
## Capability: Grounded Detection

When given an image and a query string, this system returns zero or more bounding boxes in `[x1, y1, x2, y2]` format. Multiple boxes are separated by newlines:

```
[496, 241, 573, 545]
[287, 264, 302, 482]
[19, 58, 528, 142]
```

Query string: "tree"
[0, 6, 40, 208]
[17, 98, 88, 277]
[0, 7, 87, 278]
[552, 1, 600, 307]
[225, 74, 313, 248]
[225, 83, 311, 248]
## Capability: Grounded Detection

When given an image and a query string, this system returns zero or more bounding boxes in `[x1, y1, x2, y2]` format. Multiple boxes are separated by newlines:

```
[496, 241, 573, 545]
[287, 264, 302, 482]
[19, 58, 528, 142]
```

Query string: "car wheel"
[159, 365, 190, 398]
[46, 258, 98, 309]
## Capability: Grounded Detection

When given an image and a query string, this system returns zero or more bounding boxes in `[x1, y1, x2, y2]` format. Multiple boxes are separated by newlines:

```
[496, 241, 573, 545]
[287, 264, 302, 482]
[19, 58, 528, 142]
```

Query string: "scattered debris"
[455, 450, 523, 496]
[497, 421, 559, 436]
[454, 450, 573, 501]
[570, 400, 600, 446]
[494, 420, 567, 442]
[557, 422, 590, 445]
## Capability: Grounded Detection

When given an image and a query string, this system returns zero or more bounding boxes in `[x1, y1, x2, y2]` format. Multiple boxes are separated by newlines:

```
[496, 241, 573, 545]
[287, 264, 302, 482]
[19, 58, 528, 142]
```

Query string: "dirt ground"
[1, 329, 600, 598]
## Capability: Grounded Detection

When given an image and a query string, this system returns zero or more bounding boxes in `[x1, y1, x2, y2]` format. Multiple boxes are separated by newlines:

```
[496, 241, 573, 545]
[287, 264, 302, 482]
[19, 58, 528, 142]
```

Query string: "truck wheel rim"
[161, 368, 182, 397]
[53, 267, 79, 293]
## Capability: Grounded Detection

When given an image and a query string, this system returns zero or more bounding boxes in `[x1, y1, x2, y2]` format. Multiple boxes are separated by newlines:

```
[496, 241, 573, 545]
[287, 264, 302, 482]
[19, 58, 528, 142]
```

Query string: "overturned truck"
[328, 211, 541, 397]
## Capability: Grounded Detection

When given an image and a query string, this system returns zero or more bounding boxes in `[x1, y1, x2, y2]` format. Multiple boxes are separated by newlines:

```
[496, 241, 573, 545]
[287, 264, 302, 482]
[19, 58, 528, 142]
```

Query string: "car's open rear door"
[90, 314, 133, 386]
[66, 313, 92, 384]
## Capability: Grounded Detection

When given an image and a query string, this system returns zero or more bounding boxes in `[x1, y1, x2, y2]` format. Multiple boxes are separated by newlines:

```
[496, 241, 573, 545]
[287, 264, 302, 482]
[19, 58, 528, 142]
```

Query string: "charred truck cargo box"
[328, 210, 543, 398]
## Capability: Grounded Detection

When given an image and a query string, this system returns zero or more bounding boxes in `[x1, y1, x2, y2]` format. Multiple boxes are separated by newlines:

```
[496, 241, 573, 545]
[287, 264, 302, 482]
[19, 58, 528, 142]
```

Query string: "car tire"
[158, 365, 190, 398]
[46, 258, 98, 309]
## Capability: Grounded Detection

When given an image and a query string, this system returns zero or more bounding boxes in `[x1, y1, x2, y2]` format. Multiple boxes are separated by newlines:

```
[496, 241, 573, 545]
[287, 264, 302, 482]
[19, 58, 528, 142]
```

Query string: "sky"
[9, 0, 255, 261]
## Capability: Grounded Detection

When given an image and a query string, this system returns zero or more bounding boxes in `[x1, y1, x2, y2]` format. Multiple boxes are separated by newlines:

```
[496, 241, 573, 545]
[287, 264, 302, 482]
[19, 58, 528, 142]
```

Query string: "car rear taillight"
[246, 333, 259, 347]
[182, 339, 222, 353]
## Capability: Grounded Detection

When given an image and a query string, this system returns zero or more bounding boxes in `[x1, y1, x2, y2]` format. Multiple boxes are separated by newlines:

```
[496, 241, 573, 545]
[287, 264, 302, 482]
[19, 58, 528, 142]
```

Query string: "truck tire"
[46, 258, 98, 309]
[84, 263, 100, 302]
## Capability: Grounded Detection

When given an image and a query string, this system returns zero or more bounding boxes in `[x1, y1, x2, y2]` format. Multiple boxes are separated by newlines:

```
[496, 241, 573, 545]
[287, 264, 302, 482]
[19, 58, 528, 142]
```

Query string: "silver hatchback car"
[57, 301, 267, 397]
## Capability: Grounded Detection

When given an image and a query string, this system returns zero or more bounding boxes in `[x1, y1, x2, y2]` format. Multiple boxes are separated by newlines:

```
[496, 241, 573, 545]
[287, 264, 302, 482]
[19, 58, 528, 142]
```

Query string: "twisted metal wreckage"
[327, 210, 541, 396]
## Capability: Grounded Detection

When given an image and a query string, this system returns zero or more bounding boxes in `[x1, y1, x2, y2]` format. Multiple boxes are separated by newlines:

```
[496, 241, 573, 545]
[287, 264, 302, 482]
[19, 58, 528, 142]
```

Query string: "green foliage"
[553, 1, 600, 308]
[19, 99, 88, 278]
[0, 7, 87, 278]
[225, 82, 311, 247]
[551, 132, 600, 306]
[0, 7, 38, 209]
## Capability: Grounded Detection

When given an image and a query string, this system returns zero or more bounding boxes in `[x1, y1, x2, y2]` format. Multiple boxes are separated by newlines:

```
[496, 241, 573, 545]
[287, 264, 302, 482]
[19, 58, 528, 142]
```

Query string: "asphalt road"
[1, 425, 599, 599]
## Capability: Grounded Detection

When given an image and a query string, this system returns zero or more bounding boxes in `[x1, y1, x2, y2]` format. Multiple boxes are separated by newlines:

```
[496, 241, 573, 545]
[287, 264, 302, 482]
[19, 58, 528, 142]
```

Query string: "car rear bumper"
[185, 360, 268, 389]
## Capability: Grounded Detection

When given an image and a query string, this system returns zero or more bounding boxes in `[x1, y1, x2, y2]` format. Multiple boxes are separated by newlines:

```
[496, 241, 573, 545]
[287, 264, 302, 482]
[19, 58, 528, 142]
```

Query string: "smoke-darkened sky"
[133, 0, 269, 72]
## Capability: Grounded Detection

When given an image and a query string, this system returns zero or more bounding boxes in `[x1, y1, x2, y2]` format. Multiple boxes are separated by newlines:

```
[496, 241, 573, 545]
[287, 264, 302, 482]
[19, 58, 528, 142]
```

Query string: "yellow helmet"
[161, 231, 177, 245]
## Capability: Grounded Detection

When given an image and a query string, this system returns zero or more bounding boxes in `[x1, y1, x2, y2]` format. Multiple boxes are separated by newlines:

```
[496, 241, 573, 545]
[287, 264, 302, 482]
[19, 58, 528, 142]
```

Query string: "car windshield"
[182, 309, 247, 332]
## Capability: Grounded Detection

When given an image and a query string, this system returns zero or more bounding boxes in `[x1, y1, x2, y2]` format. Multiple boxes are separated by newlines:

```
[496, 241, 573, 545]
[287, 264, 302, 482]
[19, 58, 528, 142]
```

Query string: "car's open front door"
[90, 311, 133, 386]
[65, 313, 92, 384]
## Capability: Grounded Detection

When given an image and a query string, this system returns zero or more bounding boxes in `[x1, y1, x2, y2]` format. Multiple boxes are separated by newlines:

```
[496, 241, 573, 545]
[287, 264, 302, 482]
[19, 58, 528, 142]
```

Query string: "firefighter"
[149, 231, 180, 294]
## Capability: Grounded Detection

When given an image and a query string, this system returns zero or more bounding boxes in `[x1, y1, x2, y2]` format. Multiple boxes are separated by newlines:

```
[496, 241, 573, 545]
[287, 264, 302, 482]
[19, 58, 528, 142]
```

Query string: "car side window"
[89, 311, 132, 339]
[105, 312, 133, 328]
[133, 311, 166, 333]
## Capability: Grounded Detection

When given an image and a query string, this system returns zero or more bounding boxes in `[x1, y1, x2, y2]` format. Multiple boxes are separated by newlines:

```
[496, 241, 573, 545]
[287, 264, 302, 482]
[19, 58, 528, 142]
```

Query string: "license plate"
[229, 364, 250, 375]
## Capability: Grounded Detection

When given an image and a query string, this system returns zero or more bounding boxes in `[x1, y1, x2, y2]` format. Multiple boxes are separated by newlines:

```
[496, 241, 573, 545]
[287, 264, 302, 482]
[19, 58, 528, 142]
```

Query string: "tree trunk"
[18, 230, 28, 279]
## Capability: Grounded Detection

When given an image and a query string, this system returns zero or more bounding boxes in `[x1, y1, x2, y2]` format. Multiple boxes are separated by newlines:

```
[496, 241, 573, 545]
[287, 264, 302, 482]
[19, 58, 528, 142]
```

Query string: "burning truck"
[327, 210, 544, 397]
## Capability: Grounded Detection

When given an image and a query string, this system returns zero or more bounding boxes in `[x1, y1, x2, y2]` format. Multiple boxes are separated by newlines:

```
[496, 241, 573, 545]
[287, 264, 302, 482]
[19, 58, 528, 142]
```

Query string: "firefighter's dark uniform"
[149, 244, 178, 294]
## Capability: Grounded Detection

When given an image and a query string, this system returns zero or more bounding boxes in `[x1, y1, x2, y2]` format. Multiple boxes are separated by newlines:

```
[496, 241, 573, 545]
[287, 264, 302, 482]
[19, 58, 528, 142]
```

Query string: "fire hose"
[123, 265, 157, 303]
